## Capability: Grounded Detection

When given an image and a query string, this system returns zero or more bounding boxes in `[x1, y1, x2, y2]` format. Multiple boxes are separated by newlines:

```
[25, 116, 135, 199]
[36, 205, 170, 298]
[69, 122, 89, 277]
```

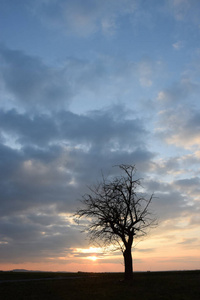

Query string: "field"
[0, 270, 199, 300]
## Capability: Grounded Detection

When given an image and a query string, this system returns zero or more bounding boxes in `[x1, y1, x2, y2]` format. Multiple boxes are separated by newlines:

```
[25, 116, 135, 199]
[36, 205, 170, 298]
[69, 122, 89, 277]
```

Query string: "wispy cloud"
[172, 40, 184, 50]
[29, 0, 137, 37]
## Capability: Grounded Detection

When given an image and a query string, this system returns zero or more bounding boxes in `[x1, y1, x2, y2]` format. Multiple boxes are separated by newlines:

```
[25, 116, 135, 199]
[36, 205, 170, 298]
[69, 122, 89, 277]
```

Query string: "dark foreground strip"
[0, 276, 96, 283]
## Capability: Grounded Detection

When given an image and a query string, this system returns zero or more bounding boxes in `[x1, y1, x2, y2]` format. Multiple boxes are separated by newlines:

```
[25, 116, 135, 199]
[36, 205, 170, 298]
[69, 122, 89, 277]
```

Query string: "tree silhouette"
[76, 164, 157, 280]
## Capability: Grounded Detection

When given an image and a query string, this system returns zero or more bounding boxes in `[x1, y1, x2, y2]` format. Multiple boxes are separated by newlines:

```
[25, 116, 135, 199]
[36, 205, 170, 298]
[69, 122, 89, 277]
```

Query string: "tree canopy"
[76, 164, 157, 280]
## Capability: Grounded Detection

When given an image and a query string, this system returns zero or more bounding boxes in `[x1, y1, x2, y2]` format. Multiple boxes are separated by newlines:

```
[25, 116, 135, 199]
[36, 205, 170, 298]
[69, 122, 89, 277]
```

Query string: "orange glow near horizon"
[1, 236, 200, 272]
[1, 252, 199, 273]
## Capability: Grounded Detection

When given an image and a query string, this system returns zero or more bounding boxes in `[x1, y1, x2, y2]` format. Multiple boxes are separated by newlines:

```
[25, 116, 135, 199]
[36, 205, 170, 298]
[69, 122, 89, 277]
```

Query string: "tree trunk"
[123, 247, 133, 280]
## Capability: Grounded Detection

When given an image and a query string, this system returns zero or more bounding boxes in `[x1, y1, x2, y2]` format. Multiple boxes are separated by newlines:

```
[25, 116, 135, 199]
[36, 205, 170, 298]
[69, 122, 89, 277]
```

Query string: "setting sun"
[88, 256, 98, 262]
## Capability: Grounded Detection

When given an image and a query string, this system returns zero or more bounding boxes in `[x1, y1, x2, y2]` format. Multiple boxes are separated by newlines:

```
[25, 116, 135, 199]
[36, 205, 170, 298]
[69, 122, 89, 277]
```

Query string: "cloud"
[0, 45, 163, 118]
[167, 0, 200, 23]
[0, 226, 83, 264]
[172, 41, 184, 50]
[1, 86, 198, 265]
[156, 78, 198, 104]
[0, 45, 71, 112]
[174, 177, 200, 189]
[136, 248, 156, 253]
[150, 187, 193, 222]
[168, 0, 190, 20]
[138, 59, 154, 87]
[173, 177, 200, 206]
[0, 109, 59, 147]
[155, 74, 200, 150]
[0, 105, 149, 149]
[144, 156, 200, 229]
[164, 110, 200, 149]
[189, 215, 200, 225]
[29, 0, 137, 37]
[0, 97, 156, 263]
[178, 237, 199, 245]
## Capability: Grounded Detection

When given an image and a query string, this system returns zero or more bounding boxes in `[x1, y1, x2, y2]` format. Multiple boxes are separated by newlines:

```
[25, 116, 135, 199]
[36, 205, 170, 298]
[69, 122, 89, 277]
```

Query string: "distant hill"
[12, 269, 42, 272]
[10, 269, 71, 273]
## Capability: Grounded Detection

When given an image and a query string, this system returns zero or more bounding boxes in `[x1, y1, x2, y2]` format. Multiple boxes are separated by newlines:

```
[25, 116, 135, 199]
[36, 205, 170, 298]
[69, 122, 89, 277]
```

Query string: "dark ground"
[0, 270, 199, 300]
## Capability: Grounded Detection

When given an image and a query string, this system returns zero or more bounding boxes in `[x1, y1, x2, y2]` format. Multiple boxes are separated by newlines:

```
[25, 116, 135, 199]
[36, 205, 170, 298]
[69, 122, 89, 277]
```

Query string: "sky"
[0, 0, 200, 273]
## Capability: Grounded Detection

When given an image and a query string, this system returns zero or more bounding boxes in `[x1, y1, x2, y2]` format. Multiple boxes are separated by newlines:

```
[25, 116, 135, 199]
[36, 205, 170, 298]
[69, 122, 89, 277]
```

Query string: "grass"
[0, 270, 199, 300]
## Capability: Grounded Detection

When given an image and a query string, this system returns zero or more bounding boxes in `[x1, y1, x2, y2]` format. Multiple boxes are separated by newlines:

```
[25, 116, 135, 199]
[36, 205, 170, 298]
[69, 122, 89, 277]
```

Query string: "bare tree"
[76, 164, 157, 280]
